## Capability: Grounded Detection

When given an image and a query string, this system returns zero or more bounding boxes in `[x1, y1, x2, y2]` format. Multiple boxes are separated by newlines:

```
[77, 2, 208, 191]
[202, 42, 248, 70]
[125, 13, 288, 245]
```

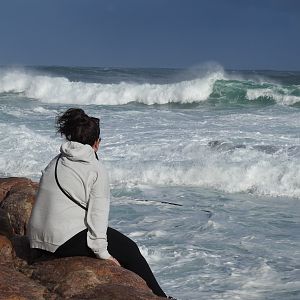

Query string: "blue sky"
[0, 0, 299, 70]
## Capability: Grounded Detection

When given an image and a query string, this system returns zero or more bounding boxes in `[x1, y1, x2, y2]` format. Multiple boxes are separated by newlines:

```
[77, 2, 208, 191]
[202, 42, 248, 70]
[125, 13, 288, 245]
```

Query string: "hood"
[60, 141, 95, 162]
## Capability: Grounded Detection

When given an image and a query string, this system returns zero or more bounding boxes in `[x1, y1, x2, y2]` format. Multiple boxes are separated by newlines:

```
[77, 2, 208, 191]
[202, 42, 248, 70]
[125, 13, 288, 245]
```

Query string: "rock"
[71, 284, 163, 300]
[11, 235, 31, 264]
[0, 208, 31, 265]
[0, 235, 15, 264]
[0, 178, 38, 235]
[28, 256, 161, 299]
[0, 208, 13, 238]
[0, 177, 36, 202]
[0, 264, 49, 300]
[0, 177, 165, 299]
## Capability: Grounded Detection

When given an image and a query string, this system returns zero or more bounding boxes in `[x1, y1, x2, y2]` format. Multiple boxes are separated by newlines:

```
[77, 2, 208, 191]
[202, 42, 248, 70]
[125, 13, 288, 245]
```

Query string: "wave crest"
[0, 69, 224, 105]
[1, 68, 300, 106]
[246, 88, 300, 105]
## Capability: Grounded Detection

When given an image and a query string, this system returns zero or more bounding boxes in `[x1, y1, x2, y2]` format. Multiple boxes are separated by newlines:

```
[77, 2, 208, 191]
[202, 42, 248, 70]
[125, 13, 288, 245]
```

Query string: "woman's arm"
[86, 162, 111, 259]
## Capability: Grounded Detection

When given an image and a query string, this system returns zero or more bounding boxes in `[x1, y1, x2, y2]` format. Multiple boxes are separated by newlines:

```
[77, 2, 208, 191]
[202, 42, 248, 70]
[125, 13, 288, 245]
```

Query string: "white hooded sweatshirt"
[27, 141, 111, 259]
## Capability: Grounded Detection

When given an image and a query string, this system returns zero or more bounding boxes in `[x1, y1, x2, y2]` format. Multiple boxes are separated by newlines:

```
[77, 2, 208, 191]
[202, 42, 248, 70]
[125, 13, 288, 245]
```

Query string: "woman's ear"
[92, 139, 100, 152]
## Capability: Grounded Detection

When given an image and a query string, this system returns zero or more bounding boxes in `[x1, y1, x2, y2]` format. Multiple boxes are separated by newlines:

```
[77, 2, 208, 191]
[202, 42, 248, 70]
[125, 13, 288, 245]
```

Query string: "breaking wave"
[0, 69, 224, 105]
[0, 68, 300, 106]
[107, 141, 300, 199]
[1, 123, 300, 198]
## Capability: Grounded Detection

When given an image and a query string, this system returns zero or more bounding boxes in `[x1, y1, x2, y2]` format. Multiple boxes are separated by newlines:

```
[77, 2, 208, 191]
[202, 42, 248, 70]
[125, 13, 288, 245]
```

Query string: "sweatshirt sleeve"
[86, 162, 111, 259]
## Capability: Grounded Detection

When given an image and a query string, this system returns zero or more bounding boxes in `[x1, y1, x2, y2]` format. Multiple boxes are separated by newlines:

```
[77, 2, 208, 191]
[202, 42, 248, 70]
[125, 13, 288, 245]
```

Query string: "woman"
[27, 108, 170, 298]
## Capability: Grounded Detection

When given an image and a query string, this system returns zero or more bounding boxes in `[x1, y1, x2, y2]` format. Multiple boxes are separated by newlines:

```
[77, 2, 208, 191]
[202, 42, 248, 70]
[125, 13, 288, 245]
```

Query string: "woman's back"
[28, 141, 110, 253]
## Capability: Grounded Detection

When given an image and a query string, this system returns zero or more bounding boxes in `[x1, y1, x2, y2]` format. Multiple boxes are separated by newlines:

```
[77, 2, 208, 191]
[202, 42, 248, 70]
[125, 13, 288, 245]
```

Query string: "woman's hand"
[108, 256, 121, 266]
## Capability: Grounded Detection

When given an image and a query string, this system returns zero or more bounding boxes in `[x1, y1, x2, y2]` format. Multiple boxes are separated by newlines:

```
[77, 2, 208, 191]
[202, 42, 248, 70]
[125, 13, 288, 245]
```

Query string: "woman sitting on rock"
[27, 108, 169, 298]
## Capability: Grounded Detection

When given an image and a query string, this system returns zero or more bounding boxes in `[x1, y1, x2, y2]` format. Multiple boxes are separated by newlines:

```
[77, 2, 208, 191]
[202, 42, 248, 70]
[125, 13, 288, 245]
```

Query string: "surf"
[1, 67, 300, 106]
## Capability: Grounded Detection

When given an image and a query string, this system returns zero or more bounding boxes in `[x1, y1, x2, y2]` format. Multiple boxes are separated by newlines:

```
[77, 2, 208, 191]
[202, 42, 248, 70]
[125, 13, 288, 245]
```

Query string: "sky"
[0, 0, 299, 70]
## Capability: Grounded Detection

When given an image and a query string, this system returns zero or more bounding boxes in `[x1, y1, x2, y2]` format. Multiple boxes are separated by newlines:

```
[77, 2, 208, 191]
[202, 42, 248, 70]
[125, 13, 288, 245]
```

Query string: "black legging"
[50, 227, 167, 297]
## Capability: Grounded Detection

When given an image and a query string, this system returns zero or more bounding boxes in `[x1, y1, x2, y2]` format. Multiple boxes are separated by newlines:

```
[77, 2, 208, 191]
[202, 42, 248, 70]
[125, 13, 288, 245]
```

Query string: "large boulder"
[0, 177, 38, 235]
[27, 256, 161, 299]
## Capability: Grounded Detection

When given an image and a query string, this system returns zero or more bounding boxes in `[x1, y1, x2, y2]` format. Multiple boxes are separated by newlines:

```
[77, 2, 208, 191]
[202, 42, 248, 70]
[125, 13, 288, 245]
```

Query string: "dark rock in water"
[0, 177, 164, 299]
[208, 140, 246, 151]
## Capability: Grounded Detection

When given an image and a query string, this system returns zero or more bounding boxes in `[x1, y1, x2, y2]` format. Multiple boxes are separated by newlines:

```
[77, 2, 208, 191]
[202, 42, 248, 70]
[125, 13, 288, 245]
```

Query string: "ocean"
[0, 65, 299, 299]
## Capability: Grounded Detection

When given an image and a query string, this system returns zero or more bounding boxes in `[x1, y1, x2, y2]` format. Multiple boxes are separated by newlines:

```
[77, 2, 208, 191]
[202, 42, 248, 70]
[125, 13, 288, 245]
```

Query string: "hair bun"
[56, 108, 100, 146]
[75, 112, 90, 125]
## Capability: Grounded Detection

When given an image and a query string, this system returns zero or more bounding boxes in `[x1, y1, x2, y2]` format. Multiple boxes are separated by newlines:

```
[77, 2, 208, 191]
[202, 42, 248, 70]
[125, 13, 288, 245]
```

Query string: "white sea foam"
[0, 69, 224, 105]
[107, 143, 300, 198]
[139, 245, 163, 263]
[0, 123, 59, 179]
[246, 88, 300, 105]
[1, 69, 299, 106]
[33, 106, 57, 114]
[0, 105, 57, 118]
[1, 121, 299, 198]
[221, 262, 285, 300]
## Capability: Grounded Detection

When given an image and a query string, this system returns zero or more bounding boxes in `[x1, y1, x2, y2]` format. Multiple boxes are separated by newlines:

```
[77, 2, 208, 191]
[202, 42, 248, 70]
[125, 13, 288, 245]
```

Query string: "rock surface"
[0, 235, 15, 264]
[0, 177, 164, 300]
[0, 177, 38, 235]
[0, 264, 50, 300]
[0, 207, 13, 238]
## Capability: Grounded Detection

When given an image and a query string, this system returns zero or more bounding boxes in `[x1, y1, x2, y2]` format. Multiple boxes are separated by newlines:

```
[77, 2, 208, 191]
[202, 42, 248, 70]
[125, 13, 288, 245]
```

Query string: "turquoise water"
[0, 66, 299, 299]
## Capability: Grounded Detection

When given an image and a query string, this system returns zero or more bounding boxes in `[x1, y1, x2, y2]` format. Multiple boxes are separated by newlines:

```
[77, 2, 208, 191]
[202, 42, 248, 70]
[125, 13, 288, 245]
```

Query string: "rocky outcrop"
[0, 177, 38, 235]
[0, 177, 163, 300]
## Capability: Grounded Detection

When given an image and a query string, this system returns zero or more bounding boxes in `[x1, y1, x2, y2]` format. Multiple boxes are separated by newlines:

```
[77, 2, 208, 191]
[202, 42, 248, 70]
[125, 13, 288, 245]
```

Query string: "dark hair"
[56, 108, 100, 146]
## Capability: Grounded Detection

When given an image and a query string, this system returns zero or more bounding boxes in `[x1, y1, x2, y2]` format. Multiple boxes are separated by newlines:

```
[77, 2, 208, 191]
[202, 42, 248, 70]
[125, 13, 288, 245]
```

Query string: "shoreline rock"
[0, 177, 163, 299]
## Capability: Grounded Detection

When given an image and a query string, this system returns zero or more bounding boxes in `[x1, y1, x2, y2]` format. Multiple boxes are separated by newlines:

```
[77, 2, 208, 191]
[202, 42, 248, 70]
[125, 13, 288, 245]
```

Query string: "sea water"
[0, 65, 299, 299]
